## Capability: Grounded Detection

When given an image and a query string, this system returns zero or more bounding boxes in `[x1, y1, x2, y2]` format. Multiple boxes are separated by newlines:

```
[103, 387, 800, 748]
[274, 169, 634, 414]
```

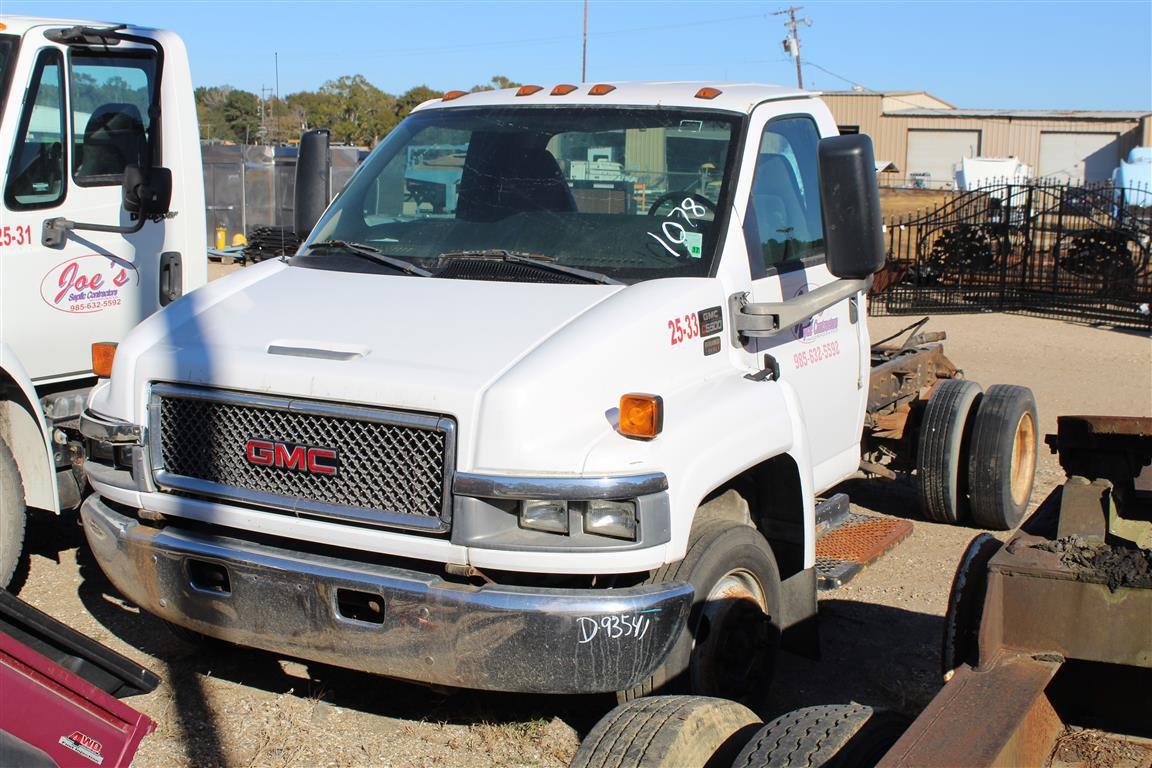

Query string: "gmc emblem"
[245, 438, 339, 476]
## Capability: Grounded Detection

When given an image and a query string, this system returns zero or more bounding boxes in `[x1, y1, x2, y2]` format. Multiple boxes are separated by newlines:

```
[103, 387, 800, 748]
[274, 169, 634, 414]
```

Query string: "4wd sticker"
[41, 255, 138, 314]
[59, 730, 104, 764]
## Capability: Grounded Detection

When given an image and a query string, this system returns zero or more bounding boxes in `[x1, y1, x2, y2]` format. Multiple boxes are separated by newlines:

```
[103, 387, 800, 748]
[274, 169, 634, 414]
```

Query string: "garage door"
[906, 130, 980, 189]
[1038, 132, 1120, 183]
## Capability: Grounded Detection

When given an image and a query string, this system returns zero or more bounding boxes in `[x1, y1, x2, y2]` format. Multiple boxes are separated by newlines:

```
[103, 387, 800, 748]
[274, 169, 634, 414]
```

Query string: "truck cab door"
[0, 31, 161, 383]
[741, 111, 868, 491]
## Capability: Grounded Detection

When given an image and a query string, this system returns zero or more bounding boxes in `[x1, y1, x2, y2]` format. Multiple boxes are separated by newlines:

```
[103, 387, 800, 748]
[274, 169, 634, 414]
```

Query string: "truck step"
[815, 511, 913, 590]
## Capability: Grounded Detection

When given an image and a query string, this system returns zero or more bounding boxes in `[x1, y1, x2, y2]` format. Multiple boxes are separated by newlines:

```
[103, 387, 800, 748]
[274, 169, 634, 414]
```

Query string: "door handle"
[159, 251, 182, 306]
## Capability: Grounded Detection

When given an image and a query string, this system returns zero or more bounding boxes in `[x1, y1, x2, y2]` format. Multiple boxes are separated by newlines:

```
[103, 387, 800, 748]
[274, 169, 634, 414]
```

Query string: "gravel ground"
[12, 290, 1152, 766]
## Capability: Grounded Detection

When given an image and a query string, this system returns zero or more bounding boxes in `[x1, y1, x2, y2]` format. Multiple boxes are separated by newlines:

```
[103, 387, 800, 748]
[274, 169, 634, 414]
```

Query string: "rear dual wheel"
[967, 385, 1038, 530]
[917, 382, 1037, 530]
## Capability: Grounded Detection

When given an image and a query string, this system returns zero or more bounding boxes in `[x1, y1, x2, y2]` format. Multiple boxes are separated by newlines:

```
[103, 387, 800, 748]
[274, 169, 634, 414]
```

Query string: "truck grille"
[150, 384, 455, 531]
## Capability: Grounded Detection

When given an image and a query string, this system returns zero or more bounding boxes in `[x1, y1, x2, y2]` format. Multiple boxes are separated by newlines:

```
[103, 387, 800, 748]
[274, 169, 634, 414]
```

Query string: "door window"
[4, 49, 66, 210]
[70, 52, 155, 184]
[745, 116, 825, 274]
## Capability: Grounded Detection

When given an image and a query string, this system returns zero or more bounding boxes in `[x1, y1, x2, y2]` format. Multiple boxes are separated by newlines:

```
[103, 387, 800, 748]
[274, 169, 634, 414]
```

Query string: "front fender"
[583, 372, 814, 565]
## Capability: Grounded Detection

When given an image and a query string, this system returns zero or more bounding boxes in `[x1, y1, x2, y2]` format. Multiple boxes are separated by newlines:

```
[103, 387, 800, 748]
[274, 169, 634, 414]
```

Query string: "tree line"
[196, 75, 520, 147]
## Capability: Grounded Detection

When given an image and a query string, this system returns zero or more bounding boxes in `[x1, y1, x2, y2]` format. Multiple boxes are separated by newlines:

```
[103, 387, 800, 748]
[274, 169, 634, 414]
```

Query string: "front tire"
[620, 520, 782, 705]
[0, 439, 27, 590]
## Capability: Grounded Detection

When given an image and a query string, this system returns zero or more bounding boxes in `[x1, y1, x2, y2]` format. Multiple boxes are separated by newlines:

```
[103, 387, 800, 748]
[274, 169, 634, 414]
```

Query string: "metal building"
[821, 90, 1152, 188]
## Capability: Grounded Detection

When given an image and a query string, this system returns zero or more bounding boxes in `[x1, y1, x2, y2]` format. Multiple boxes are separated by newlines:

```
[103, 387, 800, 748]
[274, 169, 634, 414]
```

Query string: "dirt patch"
[1032, 537, 1152, 591]
[880, 188, 956, 220]
[1049, 728, 1152, 768]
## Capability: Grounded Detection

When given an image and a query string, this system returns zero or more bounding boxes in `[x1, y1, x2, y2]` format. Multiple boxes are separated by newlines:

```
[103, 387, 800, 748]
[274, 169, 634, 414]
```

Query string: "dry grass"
[880, 188, 956, 220]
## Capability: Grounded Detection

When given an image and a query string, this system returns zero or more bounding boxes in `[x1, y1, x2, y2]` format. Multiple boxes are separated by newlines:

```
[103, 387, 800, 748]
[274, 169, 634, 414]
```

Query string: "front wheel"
[619, 520, 782, 705]
[0, 439, 27, 590]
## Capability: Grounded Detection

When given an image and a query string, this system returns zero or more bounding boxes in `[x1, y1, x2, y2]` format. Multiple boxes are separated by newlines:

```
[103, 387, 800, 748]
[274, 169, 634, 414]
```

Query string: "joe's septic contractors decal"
[790, 284, 842, 369]
[41, 255, 139, 314]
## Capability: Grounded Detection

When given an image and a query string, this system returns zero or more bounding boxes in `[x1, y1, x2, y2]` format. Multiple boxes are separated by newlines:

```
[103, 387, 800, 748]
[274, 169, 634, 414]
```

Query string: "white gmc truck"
[0, 18, 205, 589]
[79, 82, 1037, 701]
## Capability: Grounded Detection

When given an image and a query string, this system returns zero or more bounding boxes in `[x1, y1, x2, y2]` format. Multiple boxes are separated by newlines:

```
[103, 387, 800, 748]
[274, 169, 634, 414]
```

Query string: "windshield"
[0, 35, 18, 115]
[301, 106, 742, 283]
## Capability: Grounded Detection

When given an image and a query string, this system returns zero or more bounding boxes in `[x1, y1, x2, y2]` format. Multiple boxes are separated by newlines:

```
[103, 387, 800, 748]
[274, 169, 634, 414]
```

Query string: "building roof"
[822, 90, 957, 109]
[884, 107, 1150, 121]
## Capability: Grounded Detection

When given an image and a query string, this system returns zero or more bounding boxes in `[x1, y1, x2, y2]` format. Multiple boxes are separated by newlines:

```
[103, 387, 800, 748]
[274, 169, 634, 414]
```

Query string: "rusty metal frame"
[879, 417, 1152, 767]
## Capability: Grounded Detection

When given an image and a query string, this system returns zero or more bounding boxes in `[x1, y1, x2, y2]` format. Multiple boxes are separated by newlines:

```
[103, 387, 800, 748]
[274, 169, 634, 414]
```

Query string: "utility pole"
[274, 51, 280, 144]
[774, 5, 811, 89]
[581, 0, 588, 82]
[260, 86, 274, 144]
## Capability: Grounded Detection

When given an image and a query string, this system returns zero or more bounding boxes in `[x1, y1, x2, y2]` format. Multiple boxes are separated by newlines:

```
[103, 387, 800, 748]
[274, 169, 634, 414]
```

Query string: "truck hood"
[99, 261, 733, 474]
[102, 260, 619, 450]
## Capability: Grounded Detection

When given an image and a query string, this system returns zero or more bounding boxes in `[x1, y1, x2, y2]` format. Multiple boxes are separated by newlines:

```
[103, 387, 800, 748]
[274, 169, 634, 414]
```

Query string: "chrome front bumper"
[81, 495, 692, 694]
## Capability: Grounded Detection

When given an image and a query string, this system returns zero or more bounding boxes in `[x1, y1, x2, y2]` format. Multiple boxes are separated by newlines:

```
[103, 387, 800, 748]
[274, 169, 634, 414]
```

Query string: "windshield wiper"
[305, 240, 431, 277]
[436, 249, 621, 285]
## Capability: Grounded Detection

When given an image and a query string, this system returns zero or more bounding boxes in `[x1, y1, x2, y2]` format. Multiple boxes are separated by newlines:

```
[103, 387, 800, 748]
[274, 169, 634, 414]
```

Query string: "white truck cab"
[0, 17, 205, 587]
[80, 81, 891, 700]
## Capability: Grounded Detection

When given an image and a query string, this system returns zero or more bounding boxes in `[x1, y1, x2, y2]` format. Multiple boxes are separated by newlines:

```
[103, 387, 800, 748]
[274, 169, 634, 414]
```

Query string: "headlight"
[519, 499, 569, 534]
[583, 499, 637, 540]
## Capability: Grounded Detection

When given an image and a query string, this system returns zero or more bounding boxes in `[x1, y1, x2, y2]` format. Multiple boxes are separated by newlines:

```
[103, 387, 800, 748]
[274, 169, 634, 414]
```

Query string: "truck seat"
[76, 103, 147, 178]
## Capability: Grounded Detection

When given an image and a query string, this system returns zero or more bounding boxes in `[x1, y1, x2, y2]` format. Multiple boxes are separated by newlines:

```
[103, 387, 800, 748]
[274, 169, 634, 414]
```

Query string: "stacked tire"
[917, 381, 1037, 530]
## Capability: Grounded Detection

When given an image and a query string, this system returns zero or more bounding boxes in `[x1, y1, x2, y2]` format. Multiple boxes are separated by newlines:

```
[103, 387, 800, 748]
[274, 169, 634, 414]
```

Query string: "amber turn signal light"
[92, 342, 118, 378]
[619, 394, 663, 439]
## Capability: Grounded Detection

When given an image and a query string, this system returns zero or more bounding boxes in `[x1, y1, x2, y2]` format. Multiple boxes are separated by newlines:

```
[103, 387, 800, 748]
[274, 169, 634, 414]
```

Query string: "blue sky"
[4, 1, 1150, 111]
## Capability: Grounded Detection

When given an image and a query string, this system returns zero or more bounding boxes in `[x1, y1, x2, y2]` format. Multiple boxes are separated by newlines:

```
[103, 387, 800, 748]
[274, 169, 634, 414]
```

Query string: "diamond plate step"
[815, 511, 914, 590]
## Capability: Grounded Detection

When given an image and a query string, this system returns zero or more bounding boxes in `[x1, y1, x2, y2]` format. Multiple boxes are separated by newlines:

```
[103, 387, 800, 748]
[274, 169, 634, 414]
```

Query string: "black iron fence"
[870, 181, 1152, 329]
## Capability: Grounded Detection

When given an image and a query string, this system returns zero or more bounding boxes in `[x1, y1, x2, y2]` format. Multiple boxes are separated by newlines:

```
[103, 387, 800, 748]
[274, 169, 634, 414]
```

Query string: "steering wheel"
[647, 191, 717, 218]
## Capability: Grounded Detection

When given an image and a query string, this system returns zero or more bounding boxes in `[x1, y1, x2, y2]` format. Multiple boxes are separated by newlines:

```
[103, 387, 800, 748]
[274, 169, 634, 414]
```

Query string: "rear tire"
[0, 439, 27, 590]
[571, 695, 761, 768]
[619, 520, 782, 705]
[967, 385, 1038, 530]
[917, 379, 983, 524]
[731, 704, 909, 767]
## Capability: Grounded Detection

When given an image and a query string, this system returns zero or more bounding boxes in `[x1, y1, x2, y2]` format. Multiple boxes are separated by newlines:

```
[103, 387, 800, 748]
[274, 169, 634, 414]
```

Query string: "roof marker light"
[442, 90, 468, 101]
[516, 85, 544, 96]
[551, 84, 578, 96]
[588, 84, 617, 96]
[695, 87, 723, 100]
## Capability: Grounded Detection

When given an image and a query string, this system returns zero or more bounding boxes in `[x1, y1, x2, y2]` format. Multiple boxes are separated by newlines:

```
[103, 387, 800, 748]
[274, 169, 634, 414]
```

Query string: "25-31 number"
[0, 225, 32, 247]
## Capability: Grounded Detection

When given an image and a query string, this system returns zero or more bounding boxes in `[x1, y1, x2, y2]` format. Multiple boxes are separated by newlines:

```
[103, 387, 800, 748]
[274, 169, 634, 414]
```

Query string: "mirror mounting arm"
[729, 276, 872, 345]
[42, 216, 147, 248]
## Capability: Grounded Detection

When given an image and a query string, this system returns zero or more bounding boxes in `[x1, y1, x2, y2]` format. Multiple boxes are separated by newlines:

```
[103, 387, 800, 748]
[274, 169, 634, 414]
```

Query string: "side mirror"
[123, 165, 172, 217]
[818, 134, 885, 279]
[42, 165, 174, 248]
